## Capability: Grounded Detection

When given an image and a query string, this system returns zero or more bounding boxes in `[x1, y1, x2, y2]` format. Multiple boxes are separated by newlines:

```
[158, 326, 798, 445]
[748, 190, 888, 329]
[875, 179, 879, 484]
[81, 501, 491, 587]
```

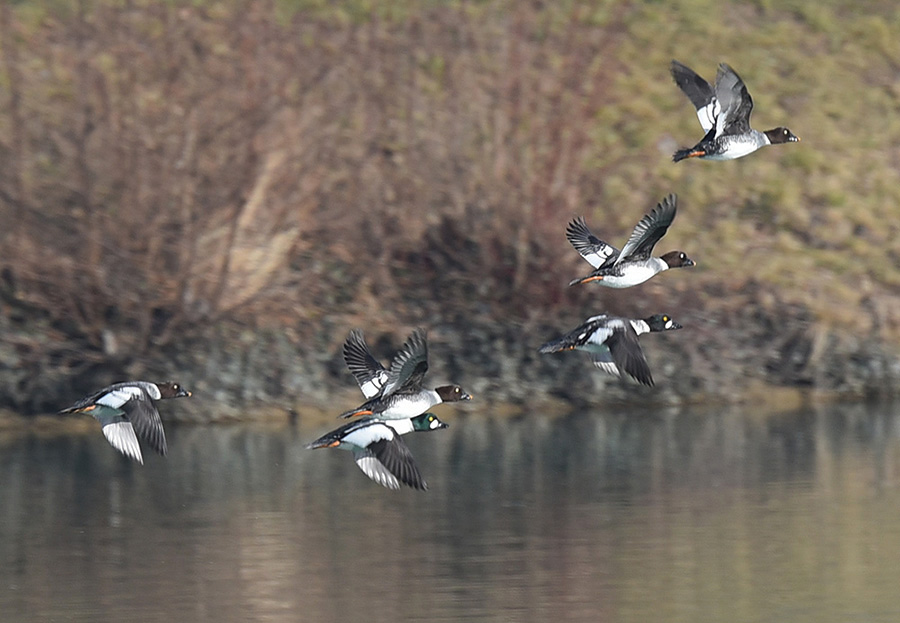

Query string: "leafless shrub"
[0, 0, 659, 403]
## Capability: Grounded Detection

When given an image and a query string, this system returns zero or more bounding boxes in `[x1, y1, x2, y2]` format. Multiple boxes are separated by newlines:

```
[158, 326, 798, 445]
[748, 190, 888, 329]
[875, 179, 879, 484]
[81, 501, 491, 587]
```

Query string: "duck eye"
[663, 316, 669, 322]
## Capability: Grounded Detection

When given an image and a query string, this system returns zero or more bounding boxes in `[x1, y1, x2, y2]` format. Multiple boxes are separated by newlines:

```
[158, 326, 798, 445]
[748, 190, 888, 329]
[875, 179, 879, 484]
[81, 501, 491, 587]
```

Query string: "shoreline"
[0, 383, 884, 432]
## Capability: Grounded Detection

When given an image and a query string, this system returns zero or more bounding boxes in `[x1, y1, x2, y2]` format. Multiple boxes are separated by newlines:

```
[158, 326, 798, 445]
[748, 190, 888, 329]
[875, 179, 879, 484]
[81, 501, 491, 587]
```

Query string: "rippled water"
[2, 402, 900, 622]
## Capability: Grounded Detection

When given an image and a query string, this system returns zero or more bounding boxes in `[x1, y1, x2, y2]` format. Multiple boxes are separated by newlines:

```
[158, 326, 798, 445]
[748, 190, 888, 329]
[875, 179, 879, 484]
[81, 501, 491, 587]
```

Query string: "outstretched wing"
[343, 329, 389, 399]
[605, 327, 653, 387]
[120, 398, 167, 456]
[714, 63, 753, 138]
[589, 351, 622, 377]
[95, 411, 144, 464]
[566, 217, 619, 268]
[671, 60, 718, 133]
[354, 435, 427, 491]
[382, 328, 429, 396]
[616, 194, 677, 263]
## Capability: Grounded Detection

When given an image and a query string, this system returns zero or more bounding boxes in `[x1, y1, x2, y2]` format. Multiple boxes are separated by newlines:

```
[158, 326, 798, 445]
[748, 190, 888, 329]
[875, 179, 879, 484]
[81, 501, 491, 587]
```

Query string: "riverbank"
[4, 288, 897, 423]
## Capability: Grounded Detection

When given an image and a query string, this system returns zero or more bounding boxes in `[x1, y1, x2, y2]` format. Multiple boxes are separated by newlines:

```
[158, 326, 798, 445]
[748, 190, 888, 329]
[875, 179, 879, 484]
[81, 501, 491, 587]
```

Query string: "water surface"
[2, 402, 900, 622]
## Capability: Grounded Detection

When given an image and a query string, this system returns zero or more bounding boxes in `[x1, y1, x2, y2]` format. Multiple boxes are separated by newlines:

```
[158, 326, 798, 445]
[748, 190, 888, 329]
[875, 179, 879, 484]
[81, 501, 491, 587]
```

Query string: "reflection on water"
[2, 402, 900, 622]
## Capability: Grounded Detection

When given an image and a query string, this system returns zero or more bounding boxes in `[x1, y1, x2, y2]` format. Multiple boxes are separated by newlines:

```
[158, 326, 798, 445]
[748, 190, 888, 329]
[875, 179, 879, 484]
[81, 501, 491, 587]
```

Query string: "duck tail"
[538, 336, 577, 354]
[568, 274, 603, 286]
[673, 147, 704, 162]
[306, 437, 341, 450]
[338, 407, 373, 420]
[58, 405, 92, 415]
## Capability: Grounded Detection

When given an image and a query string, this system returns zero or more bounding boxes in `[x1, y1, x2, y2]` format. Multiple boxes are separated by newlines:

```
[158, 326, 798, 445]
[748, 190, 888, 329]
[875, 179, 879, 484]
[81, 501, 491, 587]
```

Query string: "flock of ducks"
[58, 61, 798, 489]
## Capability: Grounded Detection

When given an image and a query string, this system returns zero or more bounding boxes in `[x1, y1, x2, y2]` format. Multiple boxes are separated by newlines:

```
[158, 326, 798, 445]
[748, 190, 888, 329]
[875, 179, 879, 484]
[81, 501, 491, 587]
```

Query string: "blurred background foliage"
[1, 0, 899, 412]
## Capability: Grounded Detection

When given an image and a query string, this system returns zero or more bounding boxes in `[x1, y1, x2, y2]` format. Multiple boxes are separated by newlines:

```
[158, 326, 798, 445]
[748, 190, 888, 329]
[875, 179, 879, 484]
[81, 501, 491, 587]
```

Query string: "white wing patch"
[586, 326, 615, 346]
[354, 454, 401, 490]
[697, 100, 720, 133]
[101, 421, 144, 464]
[590, 353, 621, 377]
[97, 386, 144, 410]
[580, 244, 616, 269]
[360, 371, 389, 400]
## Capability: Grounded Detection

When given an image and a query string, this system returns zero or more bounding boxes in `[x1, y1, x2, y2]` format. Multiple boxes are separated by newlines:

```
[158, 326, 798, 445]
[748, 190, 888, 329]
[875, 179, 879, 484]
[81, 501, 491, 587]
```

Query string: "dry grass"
[1, 0, 900, 392]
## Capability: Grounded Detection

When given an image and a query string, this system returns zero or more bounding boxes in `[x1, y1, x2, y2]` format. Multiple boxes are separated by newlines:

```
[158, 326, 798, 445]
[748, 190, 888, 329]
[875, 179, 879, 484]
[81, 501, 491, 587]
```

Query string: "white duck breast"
[703, 136, 768, 160]
[379, 390, 442, 419]
[340, 421, 396, 448]
[598, 261, 670, 289]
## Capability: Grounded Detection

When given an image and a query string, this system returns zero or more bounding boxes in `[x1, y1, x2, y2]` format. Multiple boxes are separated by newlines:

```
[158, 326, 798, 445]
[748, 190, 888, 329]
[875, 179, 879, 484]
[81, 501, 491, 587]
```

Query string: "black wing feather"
[670, 60, 715, 110]
[605, 328, 654, 387]
[714, 63, 754, 137]
[368, 437, 427, 490]
[565, 217, 619, 269]
[385, 328, 429, 396]
[617, 194, 677, 262]
[343, 329, 389, 399]
[121, 398, 168, 456]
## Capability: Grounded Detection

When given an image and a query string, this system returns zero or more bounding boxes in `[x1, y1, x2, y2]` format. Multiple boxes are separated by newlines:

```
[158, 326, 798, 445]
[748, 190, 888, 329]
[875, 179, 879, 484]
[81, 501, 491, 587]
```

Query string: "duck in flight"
[671, 60, 799, 162]
[539, 314, 682, 387]
[567, 193, 694, 288]
[306, 412, 449, 490]
[339, 328, 471, 420]
[58, 381, 191, 463]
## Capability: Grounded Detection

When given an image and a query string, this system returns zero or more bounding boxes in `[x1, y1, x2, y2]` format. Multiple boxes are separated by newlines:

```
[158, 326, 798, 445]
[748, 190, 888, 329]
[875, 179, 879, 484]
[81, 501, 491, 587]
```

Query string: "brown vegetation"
[1, 1, 899, 412]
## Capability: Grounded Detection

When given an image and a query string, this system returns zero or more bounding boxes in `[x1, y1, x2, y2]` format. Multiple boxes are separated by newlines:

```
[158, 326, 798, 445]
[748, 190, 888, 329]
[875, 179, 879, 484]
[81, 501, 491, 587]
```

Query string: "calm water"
[3, 402, 900, 622]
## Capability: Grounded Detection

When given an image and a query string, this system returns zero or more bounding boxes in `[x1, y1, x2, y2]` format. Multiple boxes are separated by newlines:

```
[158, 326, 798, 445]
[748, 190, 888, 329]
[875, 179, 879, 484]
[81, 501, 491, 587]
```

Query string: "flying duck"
[58, 381, 191, 463]
[671, 60, 799, 162]
[339, 328, 471, 420]
[567, 194, 695, 288]
[539, 314, 682, 386]
[306, 412, 449, 490]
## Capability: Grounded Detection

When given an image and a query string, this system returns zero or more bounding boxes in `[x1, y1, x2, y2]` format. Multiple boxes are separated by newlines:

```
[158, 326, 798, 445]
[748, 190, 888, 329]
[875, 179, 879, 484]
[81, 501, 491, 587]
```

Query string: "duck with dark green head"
[307, 412, 449, 490]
